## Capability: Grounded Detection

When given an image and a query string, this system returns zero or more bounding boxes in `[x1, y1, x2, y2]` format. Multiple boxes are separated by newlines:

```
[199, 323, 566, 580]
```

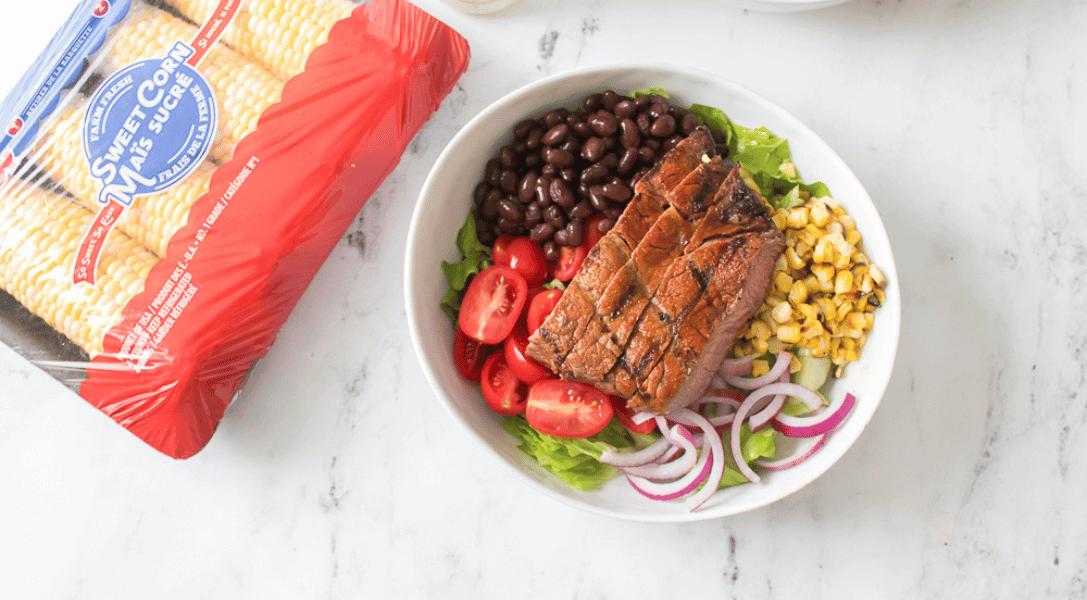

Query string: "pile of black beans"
[472, 90, 720, 261]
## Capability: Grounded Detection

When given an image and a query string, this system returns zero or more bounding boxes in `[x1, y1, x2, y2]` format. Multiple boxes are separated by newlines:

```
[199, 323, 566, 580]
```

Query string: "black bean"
[582, 137, 605, 162]
[619, 118, 640, 148]
[553, 228, 569, 246]
[541, 163, 558, 178]
[577, 182, 591, 198]
[514, 119, 536, 139]
[637, 146, 657, 165]
[650, 114, 676, 138]
[498, 217, 520, 234]
[588, 186, 611, 211]
[589, 110, 619, 136]
[560, 138, 580, 155]
[543, 147, 575, 168]
[524, 202, 542, 228]
[516, 171, 535, 202]
[530, 222, 555, 243]
[584, 93, 603, 111]
[498, 197, 524, 222]
[633, 95, 651, 110]
[560, 168, 577, 185]
[482, 189, 502, 219]
[543, 110, 565, 128]
[550, 178, 576, 207]
[477, 224, 498, 246]
[602, 182, 632, 202]
[603, 206, 624, 220]
[636, 112, 652, 136]
[473, 182, 490, 205]
[543, 240, 560, 262]
[618, 147, 639, 174]
[485, 159, 501, 186]
[662, 134, 683, 154]
[601, 90, 620, 111]
[614, 99, 637, 119]
[580, 162, 609, 185]
[499, 169, 518, 193]
[570, 199, 594, 219]
[542, 123, 568, 146]
[572, 121, 593, 138]
[525, 127, 544, 150]
[649, 100, 668, 120]
[599, 153, 619, 171]
[535, 176, 553, 205]
[565, 219, 585, 246]
[524, 153, 540, 169]
[499, 145, 518, 169]
[566, 113, 583, 126]
[598, 218, 615, 234]
[544, 204, 566, 228]
[680, 113, 700, 135]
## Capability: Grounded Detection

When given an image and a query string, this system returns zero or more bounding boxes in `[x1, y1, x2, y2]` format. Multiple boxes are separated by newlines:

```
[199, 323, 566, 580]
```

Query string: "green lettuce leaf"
[688, 103, 831, 211]
[716, 423, 776, 489]
[503, 416, 640, 491]
[439, 209, 492, 326]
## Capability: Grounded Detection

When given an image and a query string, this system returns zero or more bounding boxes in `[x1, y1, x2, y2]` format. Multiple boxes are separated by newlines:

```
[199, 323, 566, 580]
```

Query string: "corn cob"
[103, 6, 285, 163]
[164, 0, 355, 80]
[33, 105, 214, 257]
[0, 184, 157, 356]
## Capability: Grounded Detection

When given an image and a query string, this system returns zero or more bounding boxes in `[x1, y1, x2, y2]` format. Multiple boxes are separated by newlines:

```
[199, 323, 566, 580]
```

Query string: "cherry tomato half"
[453, 328, 495, 381]
[526, 288, 563, 335]
[459, 265, 528, 344]
[503, 332, 551, 384]
[481, 352, 528, 415]
[526, 379, 614, 439]
[501, 237, 549, 285]
[609, 395, 657, 435]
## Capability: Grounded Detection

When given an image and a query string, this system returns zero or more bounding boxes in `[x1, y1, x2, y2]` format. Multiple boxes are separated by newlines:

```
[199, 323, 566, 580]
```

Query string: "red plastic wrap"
[0, 0, 470, 458]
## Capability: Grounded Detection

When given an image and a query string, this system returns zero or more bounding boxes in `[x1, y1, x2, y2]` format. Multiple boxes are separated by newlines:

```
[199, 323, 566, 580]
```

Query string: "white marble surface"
[1, 0, 1085, 597]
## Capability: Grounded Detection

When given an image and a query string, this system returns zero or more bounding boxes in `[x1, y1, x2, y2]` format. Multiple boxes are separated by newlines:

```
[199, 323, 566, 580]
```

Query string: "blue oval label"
[82, 41, 217, 206]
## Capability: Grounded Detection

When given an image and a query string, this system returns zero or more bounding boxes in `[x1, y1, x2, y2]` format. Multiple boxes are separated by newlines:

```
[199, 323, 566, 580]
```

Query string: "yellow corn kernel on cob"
[0, 185, 157, 356]
[104, 7, 284, 163]
[34, 105, 214, 257]
[165, 0, 355, 80]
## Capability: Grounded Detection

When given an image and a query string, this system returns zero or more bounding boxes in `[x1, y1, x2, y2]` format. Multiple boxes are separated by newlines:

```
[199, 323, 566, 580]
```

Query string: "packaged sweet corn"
[0, 0, 470, 458]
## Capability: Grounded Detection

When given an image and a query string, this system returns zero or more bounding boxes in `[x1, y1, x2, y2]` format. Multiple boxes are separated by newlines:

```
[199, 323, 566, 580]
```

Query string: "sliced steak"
[557, 157, 732, 384]
[526, 128, 716, 373]
[628, 228, 785, 414]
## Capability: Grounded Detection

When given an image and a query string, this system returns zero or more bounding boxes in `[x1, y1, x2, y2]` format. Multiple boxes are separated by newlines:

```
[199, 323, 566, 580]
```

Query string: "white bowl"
[405, 64, 900, 522]
[714, 0, 851, 11]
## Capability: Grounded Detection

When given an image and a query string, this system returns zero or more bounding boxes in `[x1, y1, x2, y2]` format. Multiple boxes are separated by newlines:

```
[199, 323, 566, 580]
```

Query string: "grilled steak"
[527, 154, 786, 415]
[557, 156, 733, 384]
[526, 128, 717, 373]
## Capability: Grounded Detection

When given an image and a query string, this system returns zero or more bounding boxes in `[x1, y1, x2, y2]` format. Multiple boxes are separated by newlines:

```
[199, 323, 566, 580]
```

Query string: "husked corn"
[33, 105, 214, 257]
[104, 8, 285, 163]
[733, 194, 885, 378]
[165, 0, 355, 80]
[0, 185, 157, 356]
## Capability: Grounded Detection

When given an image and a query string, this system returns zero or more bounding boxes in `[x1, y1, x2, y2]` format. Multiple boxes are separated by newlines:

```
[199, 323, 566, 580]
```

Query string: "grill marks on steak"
[558, 157, 733, 385]
[526, 128, 717, 373]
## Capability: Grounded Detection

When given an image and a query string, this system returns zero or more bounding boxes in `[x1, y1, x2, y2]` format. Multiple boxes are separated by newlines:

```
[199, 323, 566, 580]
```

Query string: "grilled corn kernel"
[834, 270, 854, 295]
[776, 322, 801, 344]
[771, 301, 793, 324]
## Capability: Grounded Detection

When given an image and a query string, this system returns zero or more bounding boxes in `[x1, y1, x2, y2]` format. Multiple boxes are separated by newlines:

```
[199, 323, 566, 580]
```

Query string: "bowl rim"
[405, 62, 901, 522]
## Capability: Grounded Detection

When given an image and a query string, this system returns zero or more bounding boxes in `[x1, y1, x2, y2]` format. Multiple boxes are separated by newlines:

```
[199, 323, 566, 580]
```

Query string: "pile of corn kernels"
[733, 166, 887, 379]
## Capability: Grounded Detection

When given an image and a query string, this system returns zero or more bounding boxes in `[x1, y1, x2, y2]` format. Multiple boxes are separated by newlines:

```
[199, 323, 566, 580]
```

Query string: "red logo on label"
[7, 118, 22, 136]
[93, 1, 110, 17]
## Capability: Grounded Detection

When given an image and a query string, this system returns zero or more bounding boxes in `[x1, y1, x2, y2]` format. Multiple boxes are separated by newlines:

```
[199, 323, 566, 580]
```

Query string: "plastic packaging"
[0, 0, 470, 458]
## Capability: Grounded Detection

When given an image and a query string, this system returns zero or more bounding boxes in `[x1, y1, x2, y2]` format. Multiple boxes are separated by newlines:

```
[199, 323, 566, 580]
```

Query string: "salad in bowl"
[405, 64, 899, 522]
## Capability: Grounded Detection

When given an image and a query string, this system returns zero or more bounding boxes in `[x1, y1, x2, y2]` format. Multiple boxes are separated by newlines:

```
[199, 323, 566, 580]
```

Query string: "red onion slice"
[669, 408, 727, 512]
[724, 351, 793, 390]
[622, 425, 698, 481]
[627, 435, 713, 502]
[754, 433, 828, 470]
[718, 353, 756, 377]
[773, 392, 856, 438]
[599, 434, 673, 468]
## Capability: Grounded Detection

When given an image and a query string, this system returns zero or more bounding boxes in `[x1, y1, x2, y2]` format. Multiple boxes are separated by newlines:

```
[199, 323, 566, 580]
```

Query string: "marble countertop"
[2, 0, 1085, 597]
